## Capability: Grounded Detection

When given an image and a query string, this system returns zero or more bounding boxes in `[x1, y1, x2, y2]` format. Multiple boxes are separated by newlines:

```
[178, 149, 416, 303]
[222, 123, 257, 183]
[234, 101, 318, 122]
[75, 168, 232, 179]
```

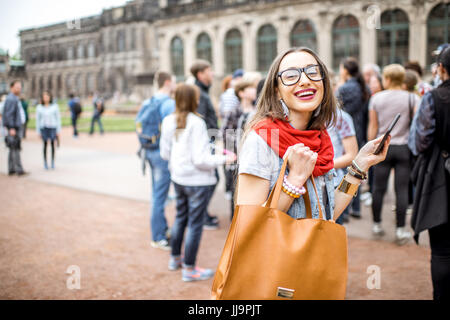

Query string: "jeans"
[71, 115, 79, 136]
[146, 148, 171, 242]
[429, 223, 450, 301]
[89, 114, 104, 134]
[171, 183, 210, 267]
[6, 134, 24, 174]
[372, 145, 410, 228]
[204, 169, 219, 220]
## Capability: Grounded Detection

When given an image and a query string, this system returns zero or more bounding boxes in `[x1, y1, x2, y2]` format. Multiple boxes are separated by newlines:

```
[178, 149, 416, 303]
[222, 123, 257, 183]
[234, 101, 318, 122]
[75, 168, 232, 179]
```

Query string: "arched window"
[88, 42, 96, 58]
[224, 28, 243, 74]
[130, 28, 137, 51]
[332, 15, 360, 70]
[427, 3, 450, 66]
[290, 19, 317, 51]
[77, 44, 84, 59]
[67, 46, 74, 60]
[117, 30, 126, 52]
[170, 36, 185, 80]
[257, 24, 277, 73]
[47, 76, 53, 91]
[377, 9, 409, 67]
[196, 32, 212, 63]
[57, 75, 62, 97]
[39, 77, 44, 93]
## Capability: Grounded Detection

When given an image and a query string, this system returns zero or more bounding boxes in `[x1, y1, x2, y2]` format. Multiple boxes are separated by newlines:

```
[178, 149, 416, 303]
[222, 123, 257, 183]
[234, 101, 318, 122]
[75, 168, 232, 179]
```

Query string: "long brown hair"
[243, 47, 337, 143]
[174, 83, 200, 139]
[40, 91, 53, 105]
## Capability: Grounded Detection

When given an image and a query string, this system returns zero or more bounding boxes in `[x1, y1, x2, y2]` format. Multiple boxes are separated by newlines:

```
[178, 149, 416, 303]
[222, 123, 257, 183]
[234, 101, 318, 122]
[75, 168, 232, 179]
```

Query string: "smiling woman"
[212, 47, 393, 299]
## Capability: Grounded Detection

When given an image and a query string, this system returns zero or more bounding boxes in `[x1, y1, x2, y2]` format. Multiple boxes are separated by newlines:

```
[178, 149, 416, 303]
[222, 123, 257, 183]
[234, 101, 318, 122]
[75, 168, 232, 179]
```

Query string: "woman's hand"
[283, 143, 318, 186]
[354, 135, 391, 172]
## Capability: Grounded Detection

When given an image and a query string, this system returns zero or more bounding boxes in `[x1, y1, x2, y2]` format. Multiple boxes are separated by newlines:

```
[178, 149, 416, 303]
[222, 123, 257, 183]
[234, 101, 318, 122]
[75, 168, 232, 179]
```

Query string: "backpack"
[73, 101, 82, 116]
[136, 96, 170, 150]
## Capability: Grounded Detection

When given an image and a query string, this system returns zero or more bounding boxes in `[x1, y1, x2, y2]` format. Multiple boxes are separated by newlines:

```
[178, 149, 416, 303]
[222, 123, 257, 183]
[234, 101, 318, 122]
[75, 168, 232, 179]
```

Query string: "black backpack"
[73, 101, 82, 116]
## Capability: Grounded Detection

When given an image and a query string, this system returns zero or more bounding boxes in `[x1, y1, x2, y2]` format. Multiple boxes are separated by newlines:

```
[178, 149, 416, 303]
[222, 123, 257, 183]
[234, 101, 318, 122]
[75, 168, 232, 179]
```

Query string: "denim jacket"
[269, 157, 336, 220]
[239, 131, 336, 220]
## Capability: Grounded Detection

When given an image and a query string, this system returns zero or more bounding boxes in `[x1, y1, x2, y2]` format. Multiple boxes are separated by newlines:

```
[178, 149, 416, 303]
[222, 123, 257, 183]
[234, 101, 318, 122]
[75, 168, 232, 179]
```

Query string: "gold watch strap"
[337, 175, 360, 197]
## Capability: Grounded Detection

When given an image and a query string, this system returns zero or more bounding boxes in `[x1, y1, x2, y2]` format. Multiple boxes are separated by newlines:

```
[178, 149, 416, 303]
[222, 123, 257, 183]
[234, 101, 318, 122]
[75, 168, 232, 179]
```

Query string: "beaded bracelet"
[347, 166, 367, 180]
[282, 175, 306, 199]
[351, 160, 367, 176]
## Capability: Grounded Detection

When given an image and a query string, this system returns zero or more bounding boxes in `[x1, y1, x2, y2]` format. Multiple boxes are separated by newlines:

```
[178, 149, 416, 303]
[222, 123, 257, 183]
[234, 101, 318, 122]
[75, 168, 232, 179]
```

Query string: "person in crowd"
[368, 64, 420, 245]
[0, 94, 6, 137]
[219, 69, 243, 201]
[403, 70, 420, 101]
[2, 80, 28, 176]
[68, 93, 82, 138]
[404, 61, 433, 96]
[236, 47, 389, 247]
[136, 71, 176, 251]
[409, 46, 450, 301]
[328, 108, 358, 225]
[89, 97, 105, 135]
[20, 96, 29, 139]
[219, 69, 242, 119]
[222, 79, 258, 220]
[432, 44, 450, 88]
[190, 60, 220, 230]
[363, 63, 381, 87]
[336, 57, 370, 219]
[160, 83, 236, 282]
[369, 74, 384, 96]
[35, 91, 61, 170]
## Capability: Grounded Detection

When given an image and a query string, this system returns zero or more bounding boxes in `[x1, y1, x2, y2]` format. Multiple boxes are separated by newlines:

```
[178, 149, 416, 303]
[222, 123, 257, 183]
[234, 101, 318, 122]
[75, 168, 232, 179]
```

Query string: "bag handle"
[265, 157, 324, 220]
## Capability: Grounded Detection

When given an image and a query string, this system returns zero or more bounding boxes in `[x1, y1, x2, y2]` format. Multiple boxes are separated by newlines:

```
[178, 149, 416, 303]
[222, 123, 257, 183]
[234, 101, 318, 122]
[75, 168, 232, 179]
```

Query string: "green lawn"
[28, 116, 136, 133]
[27, 100, 136, 133]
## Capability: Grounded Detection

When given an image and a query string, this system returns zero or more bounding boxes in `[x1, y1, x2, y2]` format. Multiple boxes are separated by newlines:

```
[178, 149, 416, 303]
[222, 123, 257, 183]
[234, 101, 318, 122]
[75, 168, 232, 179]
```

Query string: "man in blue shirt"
[409, 46, 450, 301]
[136, 71, 175, 251]
[68, 93, 81, 138]
[2, 80, 27, 176]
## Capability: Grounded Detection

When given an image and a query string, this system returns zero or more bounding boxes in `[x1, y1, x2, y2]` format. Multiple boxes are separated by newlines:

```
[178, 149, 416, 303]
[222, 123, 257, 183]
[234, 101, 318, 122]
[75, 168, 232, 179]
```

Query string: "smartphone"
[373, 113, 401, 155]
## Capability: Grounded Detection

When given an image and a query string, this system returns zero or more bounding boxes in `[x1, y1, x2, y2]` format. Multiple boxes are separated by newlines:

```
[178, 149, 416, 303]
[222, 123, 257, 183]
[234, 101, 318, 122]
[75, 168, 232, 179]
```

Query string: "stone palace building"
[19, 0, 449, 100]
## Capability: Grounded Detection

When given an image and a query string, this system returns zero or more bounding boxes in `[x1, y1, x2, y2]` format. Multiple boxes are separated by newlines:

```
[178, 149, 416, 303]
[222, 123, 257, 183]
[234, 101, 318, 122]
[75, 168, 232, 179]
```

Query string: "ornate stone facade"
[19, 0, 447, 101]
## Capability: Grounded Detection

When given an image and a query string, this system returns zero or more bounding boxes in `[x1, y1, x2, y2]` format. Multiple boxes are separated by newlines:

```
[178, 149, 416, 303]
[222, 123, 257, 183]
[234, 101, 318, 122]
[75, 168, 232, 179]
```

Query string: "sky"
[0, 0, 129, 57]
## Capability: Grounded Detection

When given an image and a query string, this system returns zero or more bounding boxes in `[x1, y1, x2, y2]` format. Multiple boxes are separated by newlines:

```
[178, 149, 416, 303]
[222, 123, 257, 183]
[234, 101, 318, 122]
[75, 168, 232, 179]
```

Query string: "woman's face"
[369, 76, 382, 94]
[43, 92, 51, 104]
[241, 86, 257, 102]
[277, 51, 324, 115]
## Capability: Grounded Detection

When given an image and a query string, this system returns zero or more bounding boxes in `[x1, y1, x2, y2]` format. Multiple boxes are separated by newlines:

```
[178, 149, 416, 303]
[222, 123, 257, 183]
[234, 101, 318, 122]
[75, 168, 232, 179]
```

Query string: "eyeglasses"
[277, 65, 324, 86]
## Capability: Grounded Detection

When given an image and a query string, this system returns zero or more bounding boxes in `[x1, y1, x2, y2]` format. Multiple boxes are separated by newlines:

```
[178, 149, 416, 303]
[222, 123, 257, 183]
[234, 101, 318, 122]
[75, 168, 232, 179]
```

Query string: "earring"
[313, 105, 321, 117]
[280, 99, 289, 118]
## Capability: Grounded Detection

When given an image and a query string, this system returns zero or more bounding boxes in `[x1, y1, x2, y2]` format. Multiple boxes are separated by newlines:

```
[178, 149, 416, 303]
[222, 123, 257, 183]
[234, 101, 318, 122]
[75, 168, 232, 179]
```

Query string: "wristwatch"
[337, 175, 360, 197]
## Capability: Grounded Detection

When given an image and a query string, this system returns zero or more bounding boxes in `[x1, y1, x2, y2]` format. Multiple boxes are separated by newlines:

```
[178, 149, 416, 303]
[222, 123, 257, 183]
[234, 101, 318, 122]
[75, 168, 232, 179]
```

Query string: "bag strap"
[265, 157, 324, 220]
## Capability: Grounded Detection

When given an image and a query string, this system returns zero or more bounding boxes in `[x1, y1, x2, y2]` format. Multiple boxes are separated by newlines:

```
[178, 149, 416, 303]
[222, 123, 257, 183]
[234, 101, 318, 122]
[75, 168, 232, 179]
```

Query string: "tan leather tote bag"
[211, 157, 348, 300]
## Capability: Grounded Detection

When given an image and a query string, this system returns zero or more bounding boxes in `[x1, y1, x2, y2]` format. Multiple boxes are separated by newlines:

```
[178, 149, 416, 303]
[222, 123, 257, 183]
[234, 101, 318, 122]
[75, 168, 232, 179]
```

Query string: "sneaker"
[204, 218, 219, 230]
[360, 192, 371, 201]
[182, 266, 215, 282]
[364, 197, 373, 207]
[342, 214, 349, 224]
[17, 171, 29, 177]
[150, 239, 171, 251]
[350, 211, 361, 219]
[406, 206, 413, 215]
[168, 256, 182, 271]
[44, 162, 48, 170]
[372, 223, 385, 237]
[395, 227, 412, 246]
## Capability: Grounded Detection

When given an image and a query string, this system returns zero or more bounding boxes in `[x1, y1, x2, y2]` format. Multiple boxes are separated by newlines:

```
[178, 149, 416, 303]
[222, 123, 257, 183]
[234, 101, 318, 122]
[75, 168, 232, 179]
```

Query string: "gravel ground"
[0, 175, 432, 300]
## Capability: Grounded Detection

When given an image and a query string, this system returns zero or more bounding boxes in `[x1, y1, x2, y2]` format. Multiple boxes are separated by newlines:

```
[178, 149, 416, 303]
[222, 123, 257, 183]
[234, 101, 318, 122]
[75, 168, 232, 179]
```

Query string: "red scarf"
[253, 118, 334, 177]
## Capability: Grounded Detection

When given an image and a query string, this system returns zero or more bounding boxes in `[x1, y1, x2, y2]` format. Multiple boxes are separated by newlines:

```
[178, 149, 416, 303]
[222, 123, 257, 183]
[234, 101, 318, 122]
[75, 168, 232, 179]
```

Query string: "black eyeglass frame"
[277, 64, 325, 86]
